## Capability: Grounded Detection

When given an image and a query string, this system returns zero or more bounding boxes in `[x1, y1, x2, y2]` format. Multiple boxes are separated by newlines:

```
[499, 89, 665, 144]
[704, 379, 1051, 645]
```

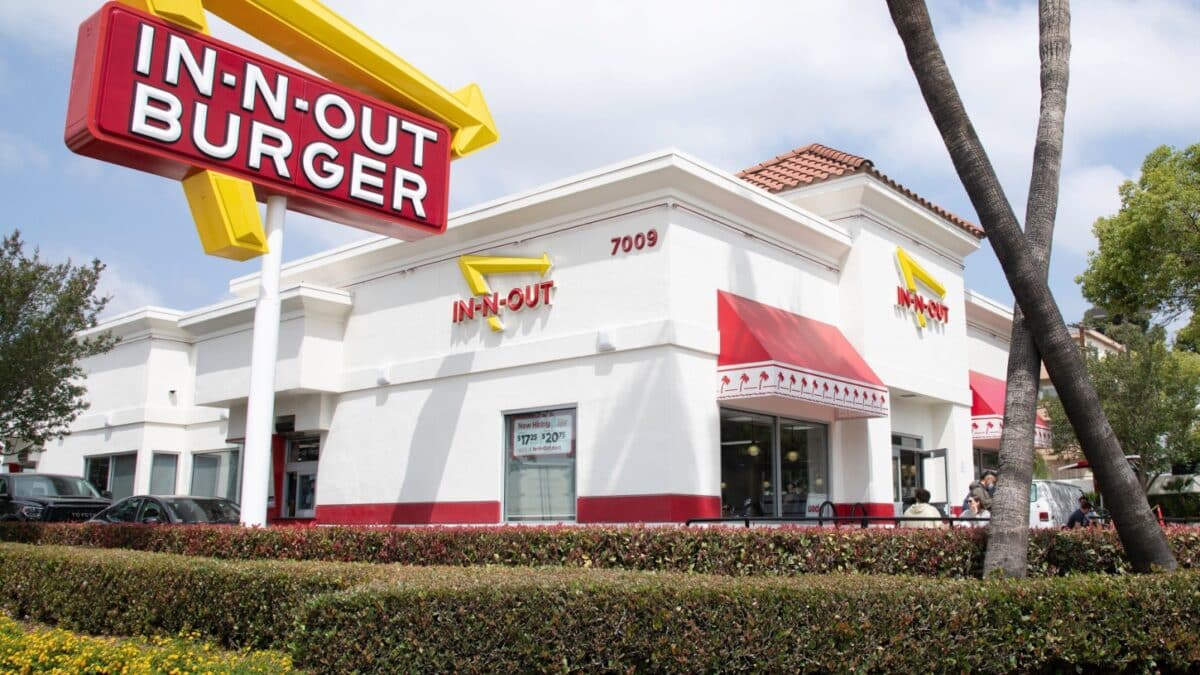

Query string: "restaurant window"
[190, 447, 242, 503]
[149, 453, 178, 495]
[504, 407, 576, 522]
[720, 409, 828, 518]
[85, 452, 137, 499]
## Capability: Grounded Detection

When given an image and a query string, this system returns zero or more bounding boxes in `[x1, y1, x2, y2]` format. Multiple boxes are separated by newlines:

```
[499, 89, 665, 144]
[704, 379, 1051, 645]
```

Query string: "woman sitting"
[958, 495, 990, 527]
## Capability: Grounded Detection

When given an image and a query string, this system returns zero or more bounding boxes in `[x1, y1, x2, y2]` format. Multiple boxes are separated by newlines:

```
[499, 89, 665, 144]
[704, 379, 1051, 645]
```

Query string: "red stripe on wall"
[576, 494, 721, 523]
[832, 502, 894, 518]
[317, 501, 501, 525]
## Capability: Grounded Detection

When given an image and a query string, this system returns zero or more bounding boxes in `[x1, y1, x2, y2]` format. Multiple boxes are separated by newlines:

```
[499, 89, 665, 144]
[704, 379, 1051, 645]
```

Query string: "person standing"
[962, 469, 997, 512]
[902, 488, 946, 528]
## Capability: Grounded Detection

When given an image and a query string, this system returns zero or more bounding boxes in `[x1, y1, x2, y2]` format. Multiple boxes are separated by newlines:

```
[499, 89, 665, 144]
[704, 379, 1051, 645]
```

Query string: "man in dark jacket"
[962, 469, 997, 511]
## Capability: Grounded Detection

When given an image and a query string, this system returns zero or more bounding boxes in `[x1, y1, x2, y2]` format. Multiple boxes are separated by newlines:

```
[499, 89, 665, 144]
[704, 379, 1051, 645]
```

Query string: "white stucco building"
[18, 143, 1049, 524]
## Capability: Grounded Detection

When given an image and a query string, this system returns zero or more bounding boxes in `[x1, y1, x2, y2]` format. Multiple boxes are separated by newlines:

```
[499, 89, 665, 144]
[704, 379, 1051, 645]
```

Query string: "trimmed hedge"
[3, 544, 1199, 673]
[2, 521, 1198, 577]
[0, 544, 377, 649]
[295, 567, 1200, 673]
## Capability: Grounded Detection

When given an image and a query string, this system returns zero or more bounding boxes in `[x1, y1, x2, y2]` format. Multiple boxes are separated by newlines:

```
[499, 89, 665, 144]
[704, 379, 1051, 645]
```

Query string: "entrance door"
[892, 434, 924, 516]
[282, 436, 319, 519]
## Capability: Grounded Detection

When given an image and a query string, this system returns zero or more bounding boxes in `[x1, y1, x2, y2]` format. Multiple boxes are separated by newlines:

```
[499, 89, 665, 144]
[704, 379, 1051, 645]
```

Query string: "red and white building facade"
[23, 144, 1050, 523]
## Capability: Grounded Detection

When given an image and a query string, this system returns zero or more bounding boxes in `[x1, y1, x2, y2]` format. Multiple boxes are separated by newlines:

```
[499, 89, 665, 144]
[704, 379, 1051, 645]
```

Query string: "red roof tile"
[737, 143, 984, 239]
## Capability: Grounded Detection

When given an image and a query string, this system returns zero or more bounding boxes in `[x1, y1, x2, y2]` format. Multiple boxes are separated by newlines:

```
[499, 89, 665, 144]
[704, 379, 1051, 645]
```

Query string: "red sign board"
[65, 3, 452, 239]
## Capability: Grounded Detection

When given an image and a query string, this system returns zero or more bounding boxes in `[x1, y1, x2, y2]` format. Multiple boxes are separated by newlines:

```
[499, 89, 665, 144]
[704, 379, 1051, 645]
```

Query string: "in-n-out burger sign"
[65, 4, 451, 238]
[895, 247, 949, 328]
[453, 254, 555, 332]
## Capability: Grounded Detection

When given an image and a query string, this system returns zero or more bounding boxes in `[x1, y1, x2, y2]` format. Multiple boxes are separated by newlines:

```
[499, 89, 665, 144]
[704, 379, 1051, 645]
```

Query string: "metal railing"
[687, 501, 992, 529]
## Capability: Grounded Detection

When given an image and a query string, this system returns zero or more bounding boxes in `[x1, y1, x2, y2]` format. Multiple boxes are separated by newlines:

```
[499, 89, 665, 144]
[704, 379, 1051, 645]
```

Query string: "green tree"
[1079, 143, 1200, 339]
[889, 0, 1177, 573]
[0, 231, 116, 455]
[1043, 325, 1200, 493]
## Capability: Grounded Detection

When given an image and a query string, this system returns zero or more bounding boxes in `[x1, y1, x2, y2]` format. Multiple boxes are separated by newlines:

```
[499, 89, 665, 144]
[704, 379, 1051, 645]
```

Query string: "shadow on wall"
[384, 351, 475, 523]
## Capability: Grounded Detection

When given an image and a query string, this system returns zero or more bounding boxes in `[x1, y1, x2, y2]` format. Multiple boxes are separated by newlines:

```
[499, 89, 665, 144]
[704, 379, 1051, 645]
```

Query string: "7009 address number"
[610, 229, 659, 256]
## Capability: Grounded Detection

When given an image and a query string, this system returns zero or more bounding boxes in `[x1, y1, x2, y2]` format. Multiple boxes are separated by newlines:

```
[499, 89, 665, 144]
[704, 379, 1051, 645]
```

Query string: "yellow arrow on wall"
[896, 247, 946, 328]
[458, 254, 553, 332]
[115, 0, 498, 260]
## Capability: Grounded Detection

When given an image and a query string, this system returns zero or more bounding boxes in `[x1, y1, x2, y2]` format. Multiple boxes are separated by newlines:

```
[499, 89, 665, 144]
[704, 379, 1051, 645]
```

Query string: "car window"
[12, 475, 102, 498]
[100, 498, 142, 523]
[0, 480, 7, 498]
[138, 499, 165, 523]
[163, 498, 240, 524]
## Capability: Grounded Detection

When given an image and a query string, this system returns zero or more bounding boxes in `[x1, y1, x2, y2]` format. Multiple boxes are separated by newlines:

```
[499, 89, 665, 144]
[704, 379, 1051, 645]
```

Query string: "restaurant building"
[22, 143, 1050, 524]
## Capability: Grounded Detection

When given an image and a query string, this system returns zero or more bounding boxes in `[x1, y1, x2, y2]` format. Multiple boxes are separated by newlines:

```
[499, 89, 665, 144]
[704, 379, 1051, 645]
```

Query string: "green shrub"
[2, 543, 1198, 674]
[293, 566, 1200, 674]
[1151, 492, 1200, 519]
[2, 522, 1198, 578]
[0, 543, 376, 649]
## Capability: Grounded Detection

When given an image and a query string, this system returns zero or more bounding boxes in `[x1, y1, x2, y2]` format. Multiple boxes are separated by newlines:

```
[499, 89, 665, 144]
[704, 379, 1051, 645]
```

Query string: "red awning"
[716, 291, 888, 418]
[969, 370, 1050, 447]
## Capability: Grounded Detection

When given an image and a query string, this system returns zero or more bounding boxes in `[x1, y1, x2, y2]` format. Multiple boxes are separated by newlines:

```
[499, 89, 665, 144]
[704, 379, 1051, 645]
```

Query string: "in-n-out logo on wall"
[452, 254, 555, 332]
[895, 247, 949, 328]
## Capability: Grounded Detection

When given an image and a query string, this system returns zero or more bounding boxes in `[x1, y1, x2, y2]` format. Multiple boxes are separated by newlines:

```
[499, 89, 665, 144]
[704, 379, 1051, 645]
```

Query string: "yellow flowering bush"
[0, 613, 294, 674]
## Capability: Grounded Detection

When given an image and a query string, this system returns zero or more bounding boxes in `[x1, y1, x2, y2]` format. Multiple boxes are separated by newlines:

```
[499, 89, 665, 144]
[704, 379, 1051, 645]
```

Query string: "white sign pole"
[239, 195, 286, 527]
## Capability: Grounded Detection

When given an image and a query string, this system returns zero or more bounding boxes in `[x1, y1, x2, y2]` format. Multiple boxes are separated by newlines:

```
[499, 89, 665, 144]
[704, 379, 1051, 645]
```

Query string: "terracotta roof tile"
[737, 143, 984, 239]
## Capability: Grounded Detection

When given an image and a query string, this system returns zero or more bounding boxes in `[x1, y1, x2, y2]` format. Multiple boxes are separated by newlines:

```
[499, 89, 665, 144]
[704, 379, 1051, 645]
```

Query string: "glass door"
[283, 436, 319, 518]
[892, 434, 924, 516]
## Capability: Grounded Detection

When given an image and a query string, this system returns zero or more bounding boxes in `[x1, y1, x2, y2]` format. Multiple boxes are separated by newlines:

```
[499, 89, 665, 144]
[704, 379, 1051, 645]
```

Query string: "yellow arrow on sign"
[458, 254, 553, 332]
[203, 0, 499, 158]
[113, 0, 498, 261]
[121, 0, 269, 261]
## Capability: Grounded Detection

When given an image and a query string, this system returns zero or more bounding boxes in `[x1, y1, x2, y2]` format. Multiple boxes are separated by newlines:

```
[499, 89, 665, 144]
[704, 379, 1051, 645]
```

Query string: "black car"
[89, 495, 240, 525]
[0, 473, 112, 522]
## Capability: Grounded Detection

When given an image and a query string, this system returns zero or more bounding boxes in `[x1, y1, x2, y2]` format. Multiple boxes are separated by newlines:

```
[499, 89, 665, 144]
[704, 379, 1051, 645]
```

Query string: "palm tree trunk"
[887, 0, 1176, 572]
[985, 0, 1070, 578]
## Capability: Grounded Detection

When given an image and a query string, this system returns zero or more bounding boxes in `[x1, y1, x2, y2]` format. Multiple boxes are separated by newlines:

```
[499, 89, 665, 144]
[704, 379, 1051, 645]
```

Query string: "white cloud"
[0, 1, 94, 53]
[284, 211, 374, 254]
[0, 131, 49, 172]
[1053, 164, 1127, 256]
[96, 264, 165, 317]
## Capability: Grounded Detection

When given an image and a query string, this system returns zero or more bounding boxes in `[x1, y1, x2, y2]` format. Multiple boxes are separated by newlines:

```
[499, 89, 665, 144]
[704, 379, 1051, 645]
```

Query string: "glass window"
[163, 497, 240, 524]
[138, 499, 164, 523]
[101, 498, 142, 523]
[779, 419, 828, 516]
[12, 475, 102, 499]
[149, 453, 178, 495]
[190, 448, 242, 503]
[110, 454, 136, 500]
[83, 454, 137, 499]
[504, 407, 576, 522]
[720, 410, 777, 517]
[86, 456, 110, 493]
[288, 436, 320, 462]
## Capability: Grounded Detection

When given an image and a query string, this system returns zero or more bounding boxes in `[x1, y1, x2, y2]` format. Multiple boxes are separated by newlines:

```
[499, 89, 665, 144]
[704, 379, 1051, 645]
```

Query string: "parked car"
[1030, 479, 1084, 528]
[88, 495, 240, 525]
[0, 473, 111, 522]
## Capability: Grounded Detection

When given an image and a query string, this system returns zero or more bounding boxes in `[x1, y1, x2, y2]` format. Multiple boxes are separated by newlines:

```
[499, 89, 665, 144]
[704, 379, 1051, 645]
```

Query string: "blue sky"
[1, 1, 1198, 321]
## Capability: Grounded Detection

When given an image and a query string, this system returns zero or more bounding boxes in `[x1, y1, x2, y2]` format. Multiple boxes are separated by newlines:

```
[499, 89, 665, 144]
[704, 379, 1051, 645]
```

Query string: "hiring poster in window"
[510, 411, 575, 457]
